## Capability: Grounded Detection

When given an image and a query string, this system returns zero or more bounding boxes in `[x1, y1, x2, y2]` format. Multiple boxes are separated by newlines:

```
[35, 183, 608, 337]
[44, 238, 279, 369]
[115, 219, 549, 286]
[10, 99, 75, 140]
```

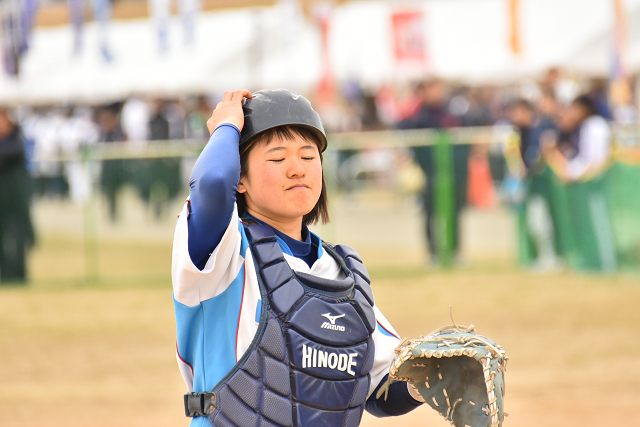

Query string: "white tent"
[0, 5, 322, 103]
[329, 0, 640, 85]
[566, 2, 640, 75]
[2, 0, 640, 104]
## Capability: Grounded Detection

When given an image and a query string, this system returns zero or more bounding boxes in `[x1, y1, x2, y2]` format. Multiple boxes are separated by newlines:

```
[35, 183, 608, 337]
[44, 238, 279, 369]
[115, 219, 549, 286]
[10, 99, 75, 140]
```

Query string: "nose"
[287, 157, 306, 178]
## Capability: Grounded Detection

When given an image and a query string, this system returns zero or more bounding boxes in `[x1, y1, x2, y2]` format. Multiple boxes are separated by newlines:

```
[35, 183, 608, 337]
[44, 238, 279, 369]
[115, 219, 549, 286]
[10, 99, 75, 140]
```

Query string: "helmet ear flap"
[240, 89, 327, 153]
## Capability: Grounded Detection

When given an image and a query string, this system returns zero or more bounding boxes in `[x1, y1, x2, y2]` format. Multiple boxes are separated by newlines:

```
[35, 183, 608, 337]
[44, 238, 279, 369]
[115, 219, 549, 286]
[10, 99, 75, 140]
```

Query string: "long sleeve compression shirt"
[187, 124, 241, 270]
[184, 124, 422, 417]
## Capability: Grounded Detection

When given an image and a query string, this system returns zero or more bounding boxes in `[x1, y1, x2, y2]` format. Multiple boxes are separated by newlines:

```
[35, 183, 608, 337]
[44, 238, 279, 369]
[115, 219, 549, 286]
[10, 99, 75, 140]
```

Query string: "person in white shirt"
[544, 95, 611, 181]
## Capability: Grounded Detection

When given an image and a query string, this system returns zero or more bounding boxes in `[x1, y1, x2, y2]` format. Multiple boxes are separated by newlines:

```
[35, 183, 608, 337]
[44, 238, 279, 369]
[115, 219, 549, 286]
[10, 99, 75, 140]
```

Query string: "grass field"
[1, 196, 639, 426]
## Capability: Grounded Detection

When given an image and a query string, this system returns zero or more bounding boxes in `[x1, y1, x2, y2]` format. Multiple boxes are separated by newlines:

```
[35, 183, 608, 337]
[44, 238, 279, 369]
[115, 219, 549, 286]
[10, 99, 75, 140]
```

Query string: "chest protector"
[185, 222, 377, 427]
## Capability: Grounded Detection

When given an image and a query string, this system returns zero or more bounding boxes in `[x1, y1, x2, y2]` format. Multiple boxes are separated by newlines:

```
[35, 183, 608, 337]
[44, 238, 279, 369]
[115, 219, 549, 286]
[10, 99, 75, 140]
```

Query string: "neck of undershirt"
[245, 214, 318, 267]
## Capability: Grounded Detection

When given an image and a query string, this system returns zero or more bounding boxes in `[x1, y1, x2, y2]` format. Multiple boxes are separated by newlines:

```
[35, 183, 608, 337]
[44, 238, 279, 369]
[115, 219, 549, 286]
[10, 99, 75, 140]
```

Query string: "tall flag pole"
[610, 0, 630, 107]
[93, 0, 113, 62]
[149, 0, 171, 52]
[69, 0, 85, 55]
[508, 0, 521, 55]
[0, 2, 13, 76]
[313, 2, 335, 107]
[20, 0, 37, 54]
[1, 0, 23, 76]
[179, 0, 200, 45]
[0, 0, 37, 76]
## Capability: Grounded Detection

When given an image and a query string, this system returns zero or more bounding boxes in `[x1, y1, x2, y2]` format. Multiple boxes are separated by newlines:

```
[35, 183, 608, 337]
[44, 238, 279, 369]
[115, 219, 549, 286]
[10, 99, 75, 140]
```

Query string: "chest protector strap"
[184, 222, 378, 427]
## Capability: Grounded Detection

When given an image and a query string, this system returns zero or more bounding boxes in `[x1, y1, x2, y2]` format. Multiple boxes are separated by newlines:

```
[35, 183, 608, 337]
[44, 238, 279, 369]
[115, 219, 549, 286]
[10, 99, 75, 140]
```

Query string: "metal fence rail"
[328, 125, 513, 150]
[27, 125, 640, 277]
[30, 123, 640, 163]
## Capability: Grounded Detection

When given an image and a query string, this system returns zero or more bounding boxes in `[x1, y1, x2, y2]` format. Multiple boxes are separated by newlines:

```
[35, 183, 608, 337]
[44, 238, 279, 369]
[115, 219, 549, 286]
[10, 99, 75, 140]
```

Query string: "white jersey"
[172, 202, 402, 427]
[566, 115, 611, 180]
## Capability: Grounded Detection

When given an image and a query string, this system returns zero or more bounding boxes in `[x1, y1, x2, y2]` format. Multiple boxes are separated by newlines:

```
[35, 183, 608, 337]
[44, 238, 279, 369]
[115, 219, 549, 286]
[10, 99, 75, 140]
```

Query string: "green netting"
[519, 162, 640, 272]
[434, 131, 456, 266]
[603, 162, 640, 270]
[515, 204, 535, 267]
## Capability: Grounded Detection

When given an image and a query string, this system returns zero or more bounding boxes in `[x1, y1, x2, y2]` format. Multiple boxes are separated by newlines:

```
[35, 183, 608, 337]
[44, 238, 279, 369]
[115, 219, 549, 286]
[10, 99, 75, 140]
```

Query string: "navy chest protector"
[184, 222, 377, 427]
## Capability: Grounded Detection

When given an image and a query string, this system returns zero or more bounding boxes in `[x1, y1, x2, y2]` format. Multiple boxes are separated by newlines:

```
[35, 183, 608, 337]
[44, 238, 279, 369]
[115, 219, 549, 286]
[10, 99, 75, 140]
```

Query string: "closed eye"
[302, 157, 316, 161]
[268, 159, 284, 163]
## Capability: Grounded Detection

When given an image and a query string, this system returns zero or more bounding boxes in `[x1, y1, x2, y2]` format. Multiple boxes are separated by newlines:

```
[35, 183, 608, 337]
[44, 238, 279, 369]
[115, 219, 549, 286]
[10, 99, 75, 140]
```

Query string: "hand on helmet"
[207, 89, 253, 135]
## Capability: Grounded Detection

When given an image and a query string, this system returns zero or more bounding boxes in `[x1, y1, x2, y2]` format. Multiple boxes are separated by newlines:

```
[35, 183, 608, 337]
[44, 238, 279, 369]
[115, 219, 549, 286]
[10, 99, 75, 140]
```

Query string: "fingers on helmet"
[222, 91, 234, 102]
[232, 89, 252, 102]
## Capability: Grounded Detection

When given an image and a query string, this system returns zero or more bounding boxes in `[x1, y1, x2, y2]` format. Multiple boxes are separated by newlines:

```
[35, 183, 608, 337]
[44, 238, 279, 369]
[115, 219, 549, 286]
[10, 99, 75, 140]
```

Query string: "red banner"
[317, 13, 335, 106]
[391, 10, 427, 63]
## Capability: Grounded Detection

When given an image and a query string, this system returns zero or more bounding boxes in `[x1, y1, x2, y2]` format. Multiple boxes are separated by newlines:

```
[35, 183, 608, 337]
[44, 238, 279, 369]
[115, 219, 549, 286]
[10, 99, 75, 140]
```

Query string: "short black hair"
[237, 125, 330, 226]
[572, 95, 596, 116]
[508, 98, 535, 112]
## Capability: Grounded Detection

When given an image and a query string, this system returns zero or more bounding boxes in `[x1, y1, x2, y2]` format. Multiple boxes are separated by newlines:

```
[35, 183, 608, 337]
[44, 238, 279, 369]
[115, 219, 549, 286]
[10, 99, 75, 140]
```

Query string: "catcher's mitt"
[387, 324, 508, 427]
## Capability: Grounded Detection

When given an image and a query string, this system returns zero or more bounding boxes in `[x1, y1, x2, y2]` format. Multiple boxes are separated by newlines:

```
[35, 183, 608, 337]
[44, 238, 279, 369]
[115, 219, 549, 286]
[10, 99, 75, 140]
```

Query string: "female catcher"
[172, 89, 426, 427]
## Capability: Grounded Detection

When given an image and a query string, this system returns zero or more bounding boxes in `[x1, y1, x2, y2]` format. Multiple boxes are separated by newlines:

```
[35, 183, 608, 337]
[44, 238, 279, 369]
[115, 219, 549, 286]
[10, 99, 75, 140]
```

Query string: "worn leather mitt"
[387, 324, 508, 427]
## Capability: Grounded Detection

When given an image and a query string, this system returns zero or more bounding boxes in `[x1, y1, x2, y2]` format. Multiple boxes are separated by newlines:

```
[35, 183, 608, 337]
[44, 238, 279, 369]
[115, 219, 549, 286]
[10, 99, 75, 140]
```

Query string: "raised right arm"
[187, 124, 241, 270]
[185, 89, 253, 270]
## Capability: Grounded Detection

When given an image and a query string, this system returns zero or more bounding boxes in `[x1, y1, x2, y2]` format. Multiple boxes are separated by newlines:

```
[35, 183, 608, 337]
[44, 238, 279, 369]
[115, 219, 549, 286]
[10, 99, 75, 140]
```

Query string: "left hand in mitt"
[386, 324, 508, 427]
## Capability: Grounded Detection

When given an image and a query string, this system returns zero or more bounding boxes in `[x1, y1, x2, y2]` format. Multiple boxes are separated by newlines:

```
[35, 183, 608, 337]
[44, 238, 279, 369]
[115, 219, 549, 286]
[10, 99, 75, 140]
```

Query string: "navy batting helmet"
[239, 89, 327, 152]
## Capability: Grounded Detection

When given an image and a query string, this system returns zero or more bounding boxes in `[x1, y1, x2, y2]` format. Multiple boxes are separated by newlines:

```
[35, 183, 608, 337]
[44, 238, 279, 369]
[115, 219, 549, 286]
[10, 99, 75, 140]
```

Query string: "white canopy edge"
[2, 0, 640, 104]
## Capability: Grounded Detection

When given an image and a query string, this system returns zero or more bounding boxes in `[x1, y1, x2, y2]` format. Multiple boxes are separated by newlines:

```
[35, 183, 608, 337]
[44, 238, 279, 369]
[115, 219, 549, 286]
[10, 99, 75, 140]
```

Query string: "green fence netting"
[518, 162, 640, 272]
[33, 127, 640, 276]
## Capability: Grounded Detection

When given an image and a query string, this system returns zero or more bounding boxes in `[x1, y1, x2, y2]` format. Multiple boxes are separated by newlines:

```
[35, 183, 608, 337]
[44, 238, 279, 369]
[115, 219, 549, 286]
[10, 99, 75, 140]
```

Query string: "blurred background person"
[148, 98, 170, 141]
[30, 107, 69, 199]
[184, 95, 214, 141]
[544, 95, 611, 181]
[542, 67, 580, 107]
[121, 96, 150, 146]
[543, 94, 616, 271]
[134, 97, 182, 219]
[538, 88, 560, 129]
[505, 99, 562, 271]
[0, 108, 35, 284]
[586, 78, 613, 121]
[397, 79, 466, 265]
[97, 103, 128, 222]
[59, 106, 99, 204]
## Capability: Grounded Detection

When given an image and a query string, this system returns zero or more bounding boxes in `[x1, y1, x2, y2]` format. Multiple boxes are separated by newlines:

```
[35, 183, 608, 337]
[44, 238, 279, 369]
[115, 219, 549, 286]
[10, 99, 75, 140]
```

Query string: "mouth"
[286, 184, 310, 190]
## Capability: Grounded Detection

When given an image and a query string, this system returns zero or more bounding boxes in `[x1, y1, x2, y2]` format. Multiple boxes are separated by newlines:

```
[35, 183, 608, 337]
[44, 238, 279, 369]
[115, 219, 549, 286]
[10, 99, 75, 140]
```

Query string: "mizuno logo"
[321, 313, 345, 324]
[320, 313, 346, 331]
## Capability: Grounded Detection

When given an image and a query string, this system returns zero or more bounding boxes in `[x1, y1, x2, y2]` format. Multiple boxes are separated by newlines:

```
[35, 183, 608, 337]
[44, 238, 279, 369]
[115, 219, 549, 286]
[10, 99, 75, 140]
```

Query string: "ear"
[237, 178, 247, 194]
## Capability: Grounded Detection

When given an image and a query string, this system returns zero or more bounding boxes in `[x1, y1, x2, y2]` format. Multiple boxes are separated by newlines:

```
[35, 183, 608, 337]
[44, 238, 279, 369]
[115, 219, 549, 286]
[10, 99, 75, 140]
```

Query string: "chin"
[287, 198, 318, 213]
[281, 204, 315, 219]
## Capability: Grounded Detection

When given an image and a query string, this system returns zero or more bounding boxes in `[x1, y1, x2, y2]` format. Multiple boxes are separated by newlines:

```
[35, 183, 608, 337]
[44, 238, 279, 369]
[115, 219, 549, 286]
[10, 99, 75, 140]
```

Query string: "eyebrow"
[265, 146, 286, 153]
[265, 144, 316, 154]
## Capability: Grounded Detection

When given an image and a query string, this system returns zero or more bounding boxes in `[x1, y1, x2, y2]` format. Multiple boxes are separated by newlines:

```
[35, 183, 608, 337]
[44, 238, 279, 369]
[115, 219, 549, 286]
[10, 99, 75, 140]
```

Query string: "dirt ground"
[1, 234, 640, 427]
[2, 193, 640, 427]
